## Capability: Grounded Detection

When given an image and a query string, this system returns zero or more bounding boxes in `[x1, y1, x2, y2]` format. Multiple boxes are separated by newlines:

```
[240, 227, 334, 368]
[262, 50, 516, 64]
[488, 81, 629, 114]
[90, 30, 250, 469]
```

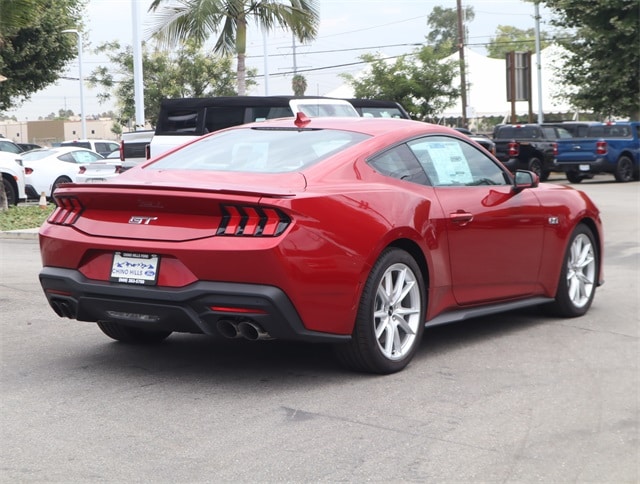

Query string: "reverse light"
[217, 204, 290, 236]
[48, 196, 83, 225]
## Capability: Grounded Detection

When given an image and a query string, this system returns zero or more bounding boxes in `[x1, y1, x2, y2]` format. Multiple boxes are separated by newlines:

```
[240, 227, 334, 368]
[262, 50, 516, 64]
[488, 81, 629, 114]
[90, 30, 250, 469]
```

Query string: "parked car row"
[489, 120, 639, 183]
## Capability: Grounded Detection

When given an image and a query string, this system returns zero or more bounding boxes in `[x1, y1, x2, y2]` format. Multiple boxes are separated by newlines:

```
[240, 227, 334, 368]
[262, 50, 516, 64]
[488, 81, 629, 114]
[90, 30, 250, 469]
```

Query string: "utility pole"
[534, 1, 544, 123]
[132, 0, 145, 129]
[456, 0, 468, 128]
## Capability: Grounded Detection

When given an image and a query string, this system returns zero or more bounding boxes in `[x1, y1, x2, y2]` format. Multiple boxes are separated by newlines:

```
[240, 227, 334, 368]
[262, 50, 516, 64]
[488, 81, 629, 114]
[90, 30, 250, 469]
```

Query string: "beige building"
[0, 118, 118, 147]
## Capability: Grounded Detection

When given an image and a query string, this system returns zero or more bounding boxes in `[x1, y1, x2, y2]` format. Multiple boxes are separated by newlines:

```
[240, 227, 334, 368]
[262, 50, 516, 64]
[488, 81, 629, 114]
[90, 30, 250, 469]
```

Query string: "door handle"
[450, 211, 474, 225]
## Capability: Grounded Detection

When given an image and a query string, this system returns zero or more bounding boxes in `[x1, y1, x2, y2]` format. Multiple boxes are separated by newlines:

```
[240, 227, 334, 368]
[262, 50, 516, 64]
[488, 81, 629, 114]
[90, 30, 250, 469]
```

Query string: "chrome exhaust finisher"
[216, 319, 242, 339]
[237, 320, 272, 340]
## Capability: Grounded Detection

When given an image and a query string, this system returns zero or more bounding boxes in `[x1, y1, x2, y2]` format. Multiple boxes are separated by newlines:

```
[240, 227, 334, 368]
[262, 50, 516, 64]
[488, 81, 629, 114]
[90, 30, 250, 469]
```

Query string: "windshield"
[148, 127, 370, 173]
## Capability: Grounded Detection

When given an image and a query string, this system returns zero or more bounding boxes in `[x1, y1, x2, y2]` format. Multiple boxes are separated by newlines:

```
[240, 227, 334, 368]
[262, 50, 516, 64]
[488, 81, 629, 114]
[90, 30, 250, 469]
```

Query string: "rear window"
[495, 126, 541, 139]
[21, 150, 54, 161]
[587, 125, 632, 138]
[147, 127, 370, 173]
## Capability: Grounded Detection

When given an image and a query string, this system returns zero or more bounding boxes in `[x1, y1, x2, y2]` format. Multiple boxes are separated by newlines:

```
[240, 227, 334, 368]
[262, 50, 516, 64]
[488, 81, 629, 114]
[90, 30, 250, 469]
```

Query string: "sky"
[5, 0, 554, 121]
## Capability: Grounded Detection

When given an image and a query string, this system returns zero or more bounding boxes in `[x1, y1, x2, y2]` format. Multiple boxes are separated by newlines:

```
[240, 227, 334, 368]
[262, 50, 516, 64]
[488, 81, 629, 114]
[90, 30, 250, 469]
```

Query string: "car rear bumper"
[555, 157, 612, 173]
[39, 266, 350, 343]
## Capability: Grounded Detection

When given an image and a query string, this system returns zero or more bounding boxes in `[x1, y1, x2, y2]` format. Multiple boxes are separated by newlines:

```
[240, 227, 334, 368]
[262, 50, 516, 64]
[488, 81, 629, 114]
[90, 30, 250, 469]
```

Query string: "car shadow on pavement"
[48, 306, 553, 385]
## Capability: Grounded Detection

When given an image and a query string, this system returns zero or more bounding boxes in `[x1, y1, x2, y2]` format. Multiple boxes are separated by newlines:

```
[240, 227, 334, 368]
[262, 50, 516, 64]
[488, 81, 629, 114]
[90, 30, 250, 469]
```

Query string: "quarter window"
[368, 144, 429, 185]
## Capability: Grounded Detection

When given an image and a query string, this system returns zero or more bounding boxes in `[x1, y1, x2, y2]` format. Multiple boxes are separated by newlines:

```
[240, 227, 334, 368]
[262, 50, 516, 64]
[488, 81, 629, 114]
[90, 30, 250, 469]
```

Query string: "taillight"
[508, 141, 519, 157]
[145, 144, 150, 160]
[119, 140, 125, 161]
[596, 140, 607, 155]
[25, 167, 33, 175]
[552, 142, 558, 157]
[217, 205, 290, 236]
[48, 196, 83, 226]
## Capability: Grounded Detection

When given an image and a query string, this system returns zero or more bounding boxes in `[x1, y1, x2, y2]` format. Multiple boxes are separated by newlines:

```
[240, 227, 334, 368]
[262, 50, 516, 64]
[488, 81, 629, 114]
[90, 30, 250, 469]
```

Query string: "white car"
[60, 139, 120, 157]
[21, 147, 104, 199]
[0, 151, 27, 205]
[76, 151, 123, 183]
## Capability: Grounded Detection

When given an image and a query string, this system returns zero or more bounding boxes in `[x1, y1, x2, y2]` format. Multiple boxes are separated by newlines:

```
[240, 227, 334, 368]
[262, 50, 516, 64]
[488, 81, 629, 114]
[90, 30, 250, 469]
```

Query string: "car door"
[407, 136, 546, 305]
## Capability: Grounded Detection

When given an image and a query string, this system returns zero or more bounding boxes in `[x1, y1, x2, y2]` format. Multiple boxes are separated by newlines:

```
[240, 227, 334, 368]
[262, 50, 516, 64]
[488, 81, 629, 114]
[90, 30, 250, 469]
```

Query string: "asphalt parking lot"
[1, 174, 638, 482]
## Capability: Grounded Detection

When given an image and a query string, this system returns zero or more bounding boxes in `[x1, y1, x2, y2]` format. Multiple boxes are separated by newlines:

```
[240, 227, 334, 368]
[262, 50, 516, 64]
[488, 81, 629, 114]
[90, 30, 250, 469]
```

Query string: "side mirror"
[513, 170, 539, 191]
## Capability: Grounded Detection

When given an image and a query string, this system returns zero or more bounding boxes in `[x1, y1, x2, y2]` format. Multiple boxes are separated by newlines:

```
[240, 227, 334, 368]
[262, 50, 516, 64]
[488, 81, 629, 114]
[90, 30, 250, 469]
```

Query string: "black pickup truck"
[493, 124, 573, 181]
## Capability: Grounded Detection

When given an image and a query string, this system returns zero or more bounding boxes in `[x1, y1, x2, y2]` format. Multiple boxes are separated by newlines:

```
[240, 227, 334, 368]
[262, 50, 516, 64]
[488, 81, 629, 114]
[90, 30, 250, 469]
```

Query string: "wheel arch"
[2, 172, 19, 205]
[385, 237, 431, 291]
[577, 216, 604, 285]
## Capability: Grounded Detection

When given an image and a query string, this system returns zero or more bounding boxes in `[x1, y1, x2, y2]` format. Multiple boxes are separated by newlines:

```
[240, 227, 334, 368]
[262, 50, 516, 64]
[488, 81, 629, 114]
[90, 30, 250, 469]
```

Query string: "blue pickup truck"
[554, 121, 640, 183]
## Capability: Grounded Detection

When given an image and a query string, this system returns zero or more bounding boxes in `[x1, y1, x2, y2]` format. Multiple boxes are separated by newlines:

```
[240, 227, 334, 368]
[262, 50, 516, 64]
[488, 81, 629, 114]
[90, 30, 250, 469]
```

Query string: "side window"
[251, 106, 294, 121]
[57, 153, 76, 163]
[161, 108, 200, 134]
[95, 143, 107, 153]
[408, 136, 509, 186]
[368, 144, 429, 185]
[203, 106, 245, 133]
[72, 151, 102, 163]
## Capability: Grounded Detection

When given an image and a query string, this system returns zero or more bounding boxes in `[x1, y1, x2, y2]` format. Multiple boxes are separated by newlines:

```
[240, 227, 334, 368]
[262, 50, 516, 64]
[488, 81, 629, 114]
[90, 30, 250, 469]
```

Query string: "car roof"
[227, 116, 453, 139]
[61, 139, 117, 143]
[22, 146, 101, 157]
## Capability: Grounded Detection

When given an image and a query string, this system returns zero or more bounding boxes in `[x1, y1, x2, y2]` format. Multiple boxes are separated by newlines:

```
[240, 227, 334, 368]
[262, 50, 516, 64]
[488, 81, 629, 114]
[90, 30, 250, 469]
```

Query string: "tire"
[547, 224, 598, 318]
[527, 157, 543, 178]
[539, 170, 550, 182]
[51, 176, 71, 197]
[334, 248, 426, 374]
[97, 321, 172, 344]
[565, 170, 583, 184]
[614, 155, 634, 182]
[2, 175, 18, 206]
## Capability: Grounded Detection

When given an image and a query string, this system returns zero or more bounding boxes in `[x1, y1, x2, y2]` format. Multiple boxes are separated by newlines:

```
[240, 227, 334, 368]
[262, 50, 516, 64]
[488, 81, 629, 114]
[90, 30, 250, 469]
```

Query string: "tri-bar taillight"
[48, 196, 83, 226]
[217, 204, 290, 236]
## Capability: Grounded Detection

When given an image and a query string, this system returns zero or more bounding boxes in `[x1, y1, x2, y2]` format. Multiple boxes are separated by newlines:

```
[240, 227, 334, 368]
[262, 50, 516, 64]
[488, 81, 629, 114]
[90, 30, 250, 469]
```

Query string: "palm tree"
[147, 0, 320, 96]
[291, 73, 307, 96]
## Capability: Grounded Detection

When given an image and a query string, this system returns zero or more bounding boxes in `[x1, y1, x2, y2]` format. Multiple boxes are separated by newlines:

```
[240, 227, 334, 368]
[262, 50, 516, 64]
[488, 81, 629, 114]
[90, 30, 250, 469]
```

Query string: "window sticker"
[424, 141, 473, 185]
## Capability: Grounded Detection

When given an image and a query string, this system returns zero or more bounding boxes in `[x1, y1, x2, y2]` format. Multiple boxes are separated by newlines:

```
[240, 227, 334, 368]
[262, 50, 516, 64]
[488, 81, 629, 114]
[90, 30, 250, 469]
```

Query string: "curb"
[0, 228, 39, 240]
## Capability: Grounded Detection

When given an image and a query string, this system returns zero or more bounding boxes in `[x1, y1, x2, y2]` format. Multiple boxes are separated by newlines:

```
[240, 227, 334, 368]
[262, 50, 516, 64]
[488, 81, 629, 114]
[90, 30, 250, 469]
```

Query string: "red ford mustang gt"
[38, 115, 603, 374]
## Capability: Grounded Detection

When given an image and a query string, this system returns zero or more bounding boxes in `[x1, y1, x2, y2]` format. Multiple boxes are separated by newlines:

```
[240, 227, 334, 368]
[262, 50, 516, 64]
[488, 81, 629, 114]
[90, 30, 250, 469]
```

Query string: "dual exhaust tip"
[216, 319, 272, 341]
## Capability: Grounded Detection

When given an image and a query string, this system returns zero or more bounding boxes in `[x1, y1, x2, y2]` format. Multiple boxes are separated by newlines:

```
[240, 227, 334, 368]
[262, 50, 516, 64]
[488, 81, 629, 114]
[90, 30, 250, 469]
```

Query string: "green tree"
[0, 0, 85, 112]
[291, 74, 307, 95]
[342, 47, 460, 121]
[487, 25, 551, 59]
[147, 0, 319, 96]
[427, 5, 474, 57]
[87, 41, 253, 127]
[541, 0, 639, 120]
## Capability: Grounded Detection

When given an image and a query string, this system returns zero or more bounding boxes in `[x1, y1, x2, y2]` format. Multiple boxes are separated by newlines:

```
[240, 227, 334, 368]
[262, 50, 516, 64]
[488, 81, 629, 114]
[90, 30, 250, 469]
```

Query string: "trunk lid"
[50, 170, 305, 242]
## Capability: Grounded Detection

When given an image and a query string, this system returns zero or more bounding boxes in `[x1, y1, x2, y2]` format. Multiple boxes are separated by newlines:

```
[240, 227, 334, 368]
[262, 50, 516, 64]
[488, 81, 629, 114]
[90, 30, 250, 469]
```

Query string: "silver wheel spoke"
[566, 233, 596, 307]
[373, 261, 422, 361]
